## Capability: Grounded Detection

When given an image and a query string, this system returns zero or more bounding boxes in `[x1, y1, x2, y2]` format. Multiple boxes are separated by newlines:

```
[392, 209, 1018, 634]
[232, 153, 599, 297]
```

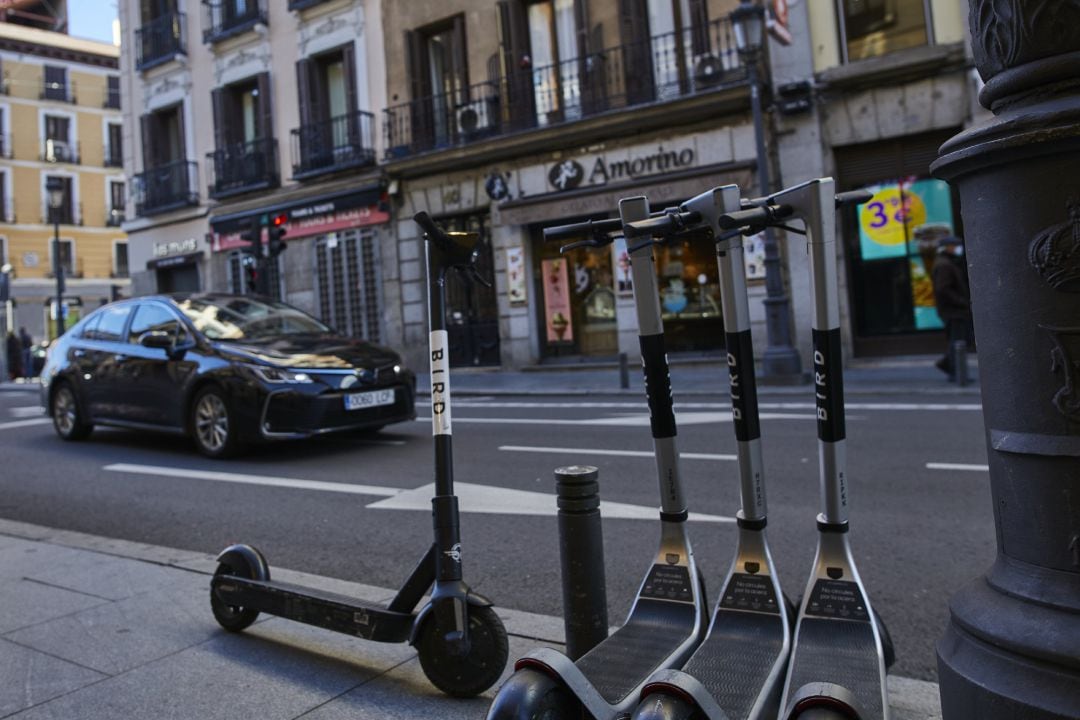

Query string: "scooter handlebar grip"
[623, 210, 701, 238]
[413, 212, 445, 242]
[835, 190, 873, 207]
[543, 218, 622, 243]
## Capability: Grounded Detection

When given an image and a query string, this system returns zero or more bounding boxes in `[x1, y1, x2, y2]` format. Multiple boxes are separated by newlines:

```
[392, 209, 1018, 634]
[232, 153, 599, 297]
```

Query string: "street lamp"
[46, 176, 65, 341]
[730, 0, 802, 379]
[0, 262, 12, 336]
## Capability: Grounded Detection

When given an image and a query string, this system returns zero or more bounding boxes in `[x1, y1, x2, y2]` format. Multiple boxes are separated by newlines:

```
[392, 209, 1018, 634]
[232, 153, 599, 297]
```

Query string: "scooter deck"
[785, 616, 885, 718]
[675, 607, 786, 718]
[213, 576, 415, 643]
[575, 598, 699, 705]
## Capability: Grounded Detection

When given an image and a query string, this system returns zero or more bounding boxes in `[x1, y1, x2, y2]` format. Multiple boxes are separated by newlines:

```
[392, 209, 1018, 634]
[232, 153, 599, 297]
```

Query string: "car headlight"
[244, 364, 313, 384]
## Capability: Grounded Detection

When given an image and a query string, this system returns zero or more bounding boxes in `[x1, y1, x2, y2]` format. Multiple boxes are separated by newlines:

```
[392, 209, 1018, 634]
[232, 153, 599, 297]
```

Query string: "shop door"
[156, 263, 200, 293]
[441, 212, 500, 367]
[314, 229, 382, 341]
[533, 219, 618, 360]
[835, 129, 963, 357]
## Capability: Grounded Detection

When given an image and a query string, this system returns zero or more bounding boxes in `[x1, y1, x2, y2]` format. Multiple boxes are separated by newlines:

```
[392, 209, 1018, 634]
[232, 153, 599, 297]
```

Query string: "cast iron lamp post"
[729, 0, 801, 379]
[46, 176, 65, 341]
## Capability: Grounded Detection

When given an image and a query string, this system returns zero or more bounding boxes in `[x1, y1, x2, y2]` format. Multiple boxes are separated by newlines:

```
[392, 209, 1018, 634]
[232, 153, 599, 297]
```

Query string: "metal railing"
[42, 139, 80, 164]
[135, 12, 187, 71]
[291, 110, 375, 179]
[104, 144, 123, 168]
[207, 137, 279, 198]
[133, 160, 199, 217]
[46, 202, 83, 227]
[103, 90, 121, 109]
[40, 78, 77, 104]
[202, 0, 267, 43]
[0, 198, 13, 223]
[385, 18, 743, 158]
[0, 133, 10, 159]
[107, 207, 126, 227]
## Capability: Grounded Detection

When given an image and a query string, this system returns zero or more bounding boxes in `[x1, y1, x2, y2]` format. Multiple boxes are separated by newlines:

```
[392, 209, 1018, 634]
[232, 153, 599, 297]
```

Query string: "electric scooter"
[620, 184, 792, 720]
[208, 212, 509, 698]
[717, 178, 892, 720]
[486, 197, 708, 720]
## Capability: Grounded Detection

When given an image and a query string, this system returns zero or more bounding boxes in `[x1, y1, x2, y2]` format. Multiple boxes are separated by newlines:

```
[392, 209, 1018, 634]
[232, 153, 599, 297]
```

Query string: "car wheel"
[191, 386, 241, 459]
[51, 381, 93, 441]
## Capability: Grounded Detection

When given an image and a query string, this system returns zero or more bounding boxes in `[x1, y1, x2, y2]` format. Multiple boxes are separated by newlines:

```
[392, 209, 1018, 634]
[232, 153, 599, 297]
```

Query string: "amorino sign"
[547, 140, 697, 192]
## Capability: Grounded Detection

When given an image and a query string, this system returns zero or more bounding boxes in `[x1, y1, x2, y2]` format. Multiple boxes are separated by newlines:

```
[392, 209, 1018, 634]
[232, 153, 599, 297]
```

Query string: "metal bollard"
[555, 465, 608, 660]
[618, 352, 630, 389]
[952, 340, 969, 387]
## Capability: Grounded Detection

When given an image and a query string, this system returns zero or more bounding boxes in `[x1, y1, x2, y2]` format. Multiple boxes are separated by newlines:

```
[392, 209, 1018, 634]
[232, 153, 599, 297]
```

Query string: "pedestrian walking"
[5, 330, 22, 381]
[931, 236, 972, 381]
[19, 327, 32, 378]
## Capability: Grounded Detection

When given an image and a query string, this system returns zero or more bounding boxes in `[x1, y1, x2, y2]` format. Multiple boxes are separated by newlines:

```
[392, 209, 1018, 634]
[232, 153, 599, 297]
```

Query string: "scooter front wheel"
[485, 667, 581, 719]
[210, 547, 267, 632]
[417, 604, 509, 697]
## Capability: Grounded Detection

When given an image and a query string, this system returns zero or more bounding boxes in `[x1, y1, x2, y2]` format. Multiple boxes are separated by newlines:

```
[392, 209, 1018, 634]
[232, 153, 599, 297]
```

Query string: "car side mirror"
[139, 331, 174, 350]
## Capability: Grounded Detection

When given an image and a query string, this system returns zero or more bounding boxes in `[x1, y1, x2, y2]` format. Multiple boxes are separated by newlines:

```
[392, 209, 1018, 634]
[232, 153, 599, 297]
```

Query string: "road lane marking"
[450, 400, 981, 411]
[104, 463, 401, 497]
[499, 445, 737, 461]
[416, 411, 812, 427]
[926, 462, 989, 472]
[0, 418, 52, 430]
[367, 483, 733, 522]
[103, 463, 733, 522]
[9, 406, 44, 418]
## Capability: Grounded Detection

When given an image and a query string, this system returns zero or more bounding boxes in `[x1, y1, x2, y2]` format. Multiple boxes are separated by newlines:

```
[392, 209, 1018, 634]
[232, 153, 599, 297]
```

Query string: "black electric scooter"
[718, 178, 892, 720]
[486, 197, 708, 720]
[208, 212, 509, 698]
[621, 184, 792, 720]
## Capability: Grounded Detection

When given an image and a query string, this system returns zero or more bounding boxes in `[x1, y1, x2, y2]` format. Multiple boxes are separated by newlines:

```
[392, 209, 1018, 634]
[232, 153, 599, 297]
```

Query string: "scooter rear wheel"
[417, 604, 509, 698]
[485, 667, 581, 720]
[210, 554, 262, 632]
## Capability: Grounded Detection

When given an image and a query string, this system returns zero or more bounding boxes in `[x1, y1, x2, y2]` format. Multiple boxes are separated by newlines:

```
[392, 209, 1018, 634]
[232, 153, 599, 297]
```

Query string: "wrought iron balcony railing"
[385, 18, 743, 159]
[107, 207, 126, 227]
[135, 12, 187, 71]
[43, 139, 80, 164]
[45, 202, 83, 227]
[41, 79, 77, 104]
[291, 110, 375, 179]
[207, 137, 279, 198]
[202, 0, 267, 44]
[104, 144, 123, 168]
[133, 160, 199, 217]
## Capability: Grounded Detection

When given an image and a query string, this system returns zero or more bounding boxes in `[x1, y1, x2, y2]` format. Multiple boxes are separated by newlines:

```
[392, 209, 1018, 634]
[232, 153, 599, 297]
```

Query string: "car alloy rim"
[195, 394, 228, 452]
[54, 388, 75, 434]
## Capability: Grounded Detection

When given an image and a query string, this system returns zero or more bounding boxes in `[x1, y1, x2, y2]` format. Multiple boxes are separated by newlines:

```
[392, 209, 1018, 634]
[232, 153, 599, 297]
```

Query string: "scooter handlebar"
[717, 204, 794, 230]
[835, 189, 873, 207]
[542, 218, 623, 244]
[622, 210, 702, 238]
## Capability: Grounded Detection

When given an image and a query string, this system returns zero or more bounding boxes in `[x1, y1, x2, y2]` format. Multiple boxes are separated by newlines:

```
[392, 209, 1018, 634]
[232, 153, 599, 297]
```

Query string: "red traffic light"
[272, 213, 288, 227]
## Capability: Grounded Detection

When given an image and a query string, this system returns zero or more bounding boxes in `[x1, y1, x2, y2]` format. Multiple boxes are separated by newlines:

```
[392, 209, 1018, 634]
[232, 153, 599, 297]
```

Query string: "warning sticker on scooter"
[641, 564, 694, 602]
[719, 573, 780, 614]
[805, 579, 870, 621]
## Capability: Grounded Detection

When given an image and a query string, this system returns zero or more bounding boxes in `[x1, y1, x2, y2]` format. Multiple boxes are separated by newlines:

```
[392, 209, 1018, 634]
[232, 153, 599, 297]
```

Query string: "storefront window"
[840, 0, 930, 62]
[652, 231, 723, 352]
[849, 176, 959, 337]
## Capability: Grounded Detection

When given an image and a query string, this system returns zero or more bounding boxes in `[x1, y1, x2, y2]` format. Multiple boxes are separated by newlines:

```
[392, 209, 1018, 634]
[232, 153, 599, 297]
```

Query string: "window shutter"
[688, 0, 709, 56]
[497, 0, 535, 128]
[256, 72, 273, 141]
[139, 113, 156, 168]
[450, 15, 468, 103]
[404, 30, 431, 149]
[619, 0, 654, 105]
[340, 44, 361, 150]
[295, 58, 313, 127]
[210, 87, 226, 150]
[574, 0, 590, 57]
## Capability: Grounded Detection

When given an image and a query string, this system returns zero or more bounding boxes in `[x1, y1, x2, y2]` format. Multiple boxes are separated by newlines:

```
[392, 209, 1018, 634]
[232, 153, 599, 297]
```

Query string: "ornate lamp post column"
[45, 176, 65, 341]
[931, 4, 1080, 717]
[730, 0, 801, 379]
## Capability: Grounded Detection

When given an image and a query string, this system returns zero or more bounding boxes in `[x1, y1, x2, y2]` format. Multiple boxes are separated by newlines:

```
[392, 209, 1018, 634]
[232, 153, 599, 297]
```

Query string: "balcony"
[385, 18, 745, 159]
[136, 12, 187, 72]
[43, 139, 81, 164]
[103, 92, 121, 110]
[104, 145, 123, 168]
[106, 207, 126, 227]
[0, 198, 13, 223]
[41, 79, 77, 104]
[291, 110, 375, 179]
[133, 160, 199, 217]
[203, 0, 267, 44]
[46, 203, 83, 227]
[288, 0, 329, 9]
[207, 137, 279, 198]
[0, 133, 10, 159]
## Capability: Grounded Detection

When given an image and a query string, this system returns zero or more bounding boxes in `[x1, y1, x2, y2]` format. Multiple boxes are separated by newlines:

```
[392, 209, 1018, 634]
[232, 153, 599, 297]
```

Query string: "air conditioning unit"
[456, 98, 497, 137]
[46, 138, 70, 163]
[693, 55, 724, 88]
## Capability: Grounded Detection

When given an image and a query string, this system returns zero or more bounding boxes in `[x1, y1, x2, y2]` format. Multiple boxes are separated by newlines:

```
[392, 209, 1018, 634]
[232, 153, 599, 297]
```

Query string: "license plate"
[344, 388, 395, 411]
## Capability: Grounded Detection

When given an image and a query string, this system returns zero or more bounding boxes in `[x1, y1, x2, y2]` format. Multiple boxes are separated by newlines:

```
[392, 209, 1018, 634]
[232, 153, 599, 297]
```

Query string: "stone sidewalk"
[0, 519, 943, 719]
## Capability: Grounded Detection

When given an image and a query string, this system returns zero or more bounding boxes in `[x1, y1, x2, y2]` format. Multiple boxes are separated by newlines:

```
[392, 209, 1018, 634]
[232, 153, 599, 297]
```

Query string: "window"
[209, 74, 275, 195]
[839, 0, 930, 62]
[108, 180, 126, 226]
[0, 236, 6, 266]
[45, 175, 75, 225]
[106, 123, 123, 167]
[105, 75, 121, 109]
[52, 239, 75, 276]
[294, 47, 371, 175]
[314, 229, 380, 341]
[0, 108, 8, 158]
[45, 114, 75, 163]
[526, 0, 581, 125]
[94, 304, 131, 342]
[43, 65, 69, 102]
[114, 241, 129, 277]
[0, 170, 9, 222]
[405, 17, 467, 148]
[128, 303, 181, 343]
[141, 105, 184, 167]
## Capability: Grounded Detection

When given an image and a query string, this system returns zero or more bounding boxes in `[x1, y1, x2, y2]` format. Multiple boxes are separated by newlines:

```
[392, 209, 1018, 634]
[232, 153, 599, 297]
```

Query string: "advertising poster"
[542, 258, 574, 343]
[613, 237, 633, 296]
[743, 231, 766, 281]
[910, 256, 944, 330]
[857, 178, 955, 261]
[506, 246, 527, 305]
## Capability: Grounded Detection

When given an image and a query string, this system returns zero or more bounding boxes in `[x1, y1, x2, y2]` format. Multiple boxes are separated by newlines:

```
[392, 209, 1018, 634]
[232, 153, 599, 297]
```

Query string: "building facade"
[0, 22, 128, 344]
[119, 0, 392, 347]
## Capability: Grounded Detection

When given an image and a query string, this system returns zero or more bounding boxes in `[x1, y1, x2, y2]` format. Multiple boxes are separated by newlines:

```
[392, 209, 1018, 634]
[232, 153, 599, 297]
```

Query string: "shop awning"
[208, 182, 385, 234]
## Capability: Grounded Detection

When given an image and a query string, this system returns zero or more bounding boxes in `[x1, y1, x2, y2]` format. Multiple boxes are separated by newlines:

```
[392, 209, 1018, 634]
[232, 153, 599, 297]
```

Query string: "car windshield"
[175, 296, 332, 341]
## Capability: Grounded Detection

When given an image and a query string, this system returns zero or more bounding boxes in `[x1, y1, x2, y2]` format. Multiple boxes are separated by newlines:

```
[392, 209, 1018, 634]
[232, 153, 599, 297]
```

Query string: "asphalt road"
[0, 385, 994, 682]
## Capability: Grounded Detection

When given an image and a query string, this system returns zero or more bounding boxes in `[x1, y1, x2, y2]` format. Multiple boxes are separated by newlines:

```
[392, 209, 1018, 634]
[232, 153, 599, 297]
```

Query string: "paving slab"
[0, 638, 106, 717]
[0, 577, 109, 635]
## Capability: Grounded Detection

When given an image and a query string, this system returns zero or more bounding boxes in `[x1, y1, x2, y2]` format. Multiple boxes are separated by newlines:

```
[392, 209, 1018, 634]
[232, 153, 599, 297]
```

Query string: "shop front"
[148, 239, 203, 294]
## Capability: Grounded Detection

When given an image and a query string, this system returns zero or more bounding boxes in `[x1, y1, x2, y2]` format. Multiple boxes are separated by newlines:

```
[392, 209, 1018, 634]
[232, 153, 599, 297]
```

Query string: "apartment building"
[772, 0, 980, 358]
[383, 0, 770, 371]
[0, 22, 128, 341]
[120, 0, 390, 344]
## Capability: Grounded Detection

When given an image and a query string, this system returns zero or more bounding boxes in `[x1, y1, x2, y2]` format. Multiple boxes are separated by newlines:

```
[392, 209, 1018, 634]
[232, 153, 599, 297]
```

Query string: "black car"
[40, 294, 416, 457]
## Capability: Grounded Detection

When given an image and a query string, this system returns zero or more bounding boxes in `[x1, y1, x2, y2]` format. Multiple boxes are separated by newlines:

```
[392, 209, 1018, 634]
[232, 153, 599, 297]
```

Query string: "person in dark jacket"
[19, 327, 32, 378]
[5, 330, 22, 381]
[932, 237, 972, 380]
